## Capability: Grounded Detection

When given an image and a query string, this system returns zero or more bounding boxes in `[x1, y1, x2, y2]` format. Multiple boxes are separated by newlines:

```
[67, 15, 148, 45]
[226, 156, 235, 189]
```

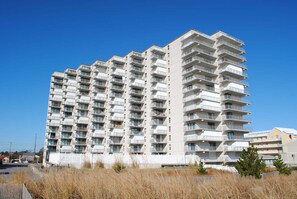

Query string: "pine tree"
[196, 161, 207, 174]
[235, 146, 266, 179]
[273, 155, 292, 175]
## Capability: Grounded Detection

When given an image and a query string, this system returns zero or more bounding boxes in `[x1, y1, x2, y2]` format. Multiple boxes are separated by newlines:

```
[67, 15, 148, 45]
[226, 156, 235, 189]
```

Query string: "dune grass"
[20, 167, 297, 199]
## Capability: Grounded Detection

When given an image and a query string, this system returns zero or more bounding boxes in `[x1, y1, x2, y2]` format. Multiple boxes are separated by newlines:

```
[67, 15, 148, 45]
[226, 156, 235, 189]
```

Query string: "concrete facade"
[44, 29, 250, 167]
[246, 127, 297, 166]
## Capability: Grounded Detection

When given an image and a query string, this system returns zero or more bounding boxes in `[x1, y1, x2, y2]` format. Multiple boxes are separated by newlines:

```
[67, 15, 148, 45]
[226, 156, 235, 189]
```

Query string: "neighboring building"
[44, 29, 250, 167]
[245, 127, 297, 166]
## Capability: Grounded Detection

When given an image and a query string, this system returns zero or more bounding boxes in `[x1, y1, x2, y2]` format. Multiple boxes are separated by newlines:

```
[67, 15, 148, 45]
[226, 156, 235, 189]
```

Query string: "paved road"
[0, 163, 40, 180]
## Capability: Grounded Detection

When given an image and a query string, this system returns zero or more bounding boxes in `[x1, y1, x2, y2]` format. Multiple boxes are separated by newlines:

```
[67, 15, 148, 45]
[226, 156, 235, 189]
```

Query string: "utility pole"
[34, 133, 37, 163]
[9, 142, 12, 162]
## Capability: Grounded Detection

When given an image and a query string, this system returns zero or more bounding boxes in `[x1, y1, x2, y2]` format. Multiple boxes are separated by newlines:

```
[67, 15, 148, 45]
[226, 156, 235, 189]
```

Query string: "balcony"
[130, 51, 143, 59]
[151, 137, 167, 144]
[129, 97, 144, 104]
[218, 49, 246, 62]
[151, 53, 165, 60]
[151, 61, 166, 68]
[182, 56, 216, 68]
[110, 115, 125, 121]
[151, 112, 166, 118]
[151, 85, 167, 92]
[92, 131, 105, 138]
[184, 124, 220, 132]
[222, 115, 250, 123]
[218, 58, 247, 70]
[93, 117, 105, 123]
[182, 38, 215, 51]
[130, 58, 144, 66]
[130, 66, 144, 73]
[250, 138, 282, 144]
[94, 73, 108, 80]
[110, 108, 124, 113]
[151, 120, 166, 126]
[183, 93, 220, 103]
[221, 86, 249, 96]
[129, 105, 144, 112]
[111, 56, 125, 64]
[93, 94, 106, 101]
[110, 93, 123, 98]
[217, 41, 245, 54]
[222, 95, 250, 105]
[112, 69, 126, 77]
[111, 79, 124, 86]
[129, 114, 143, 119]
[183, 104, 221, 112]
[182, 74, 214, 84]
[220, 76, 248, 87]
[253, 144, 282, 149]
[257, 150, 282, 155]
[151, 94, 167, 101]
[185, 146, 224, 153]
[109, 131, 124, 137]
[223, 125, 252, 132]
[109, 139, 124, 145]
[129, 122, 144, 128]
[184, 135, 223, 142]
[224, 146, 247, 152]
[74, 140, 87, 145]
[184, 114, 220, 122]
[130, 89, 143, 96]
[110, 100, 124, 106]
[93, 110, 105, 116]
[151, 45, 166, 54]
[130, 80, 145, 88]
[222, 105, 250, 114]
[183, 65, 216, 76]
[151, 77, 166, 84]
[224, 135, 245, 142]
[221, 67, 247, 79]
[130, 139, 145, 145]
[215, 31, 244, 46]
[151, 69, 167, 77]
[151, 129, 167, 135]
[151, 103, 166, 109]
[129, 130, 144, 136]
[182, 46, 216, 60]
[151, 147, 167, 153]
[111, 85, 124, 91]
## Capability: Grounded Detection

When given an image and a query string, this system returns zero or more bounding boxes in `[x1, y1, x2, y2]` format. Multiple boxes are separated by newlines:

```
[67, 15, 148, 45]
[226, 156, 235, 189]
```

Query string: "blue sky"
[0, 0, 296, 151]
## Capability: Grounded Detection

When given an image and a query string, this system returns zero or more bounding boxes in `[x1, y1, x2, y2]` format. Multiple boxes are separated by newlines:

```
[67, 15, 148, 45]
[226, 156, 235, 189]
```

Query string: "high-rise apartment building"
[44, 29, 250, 166]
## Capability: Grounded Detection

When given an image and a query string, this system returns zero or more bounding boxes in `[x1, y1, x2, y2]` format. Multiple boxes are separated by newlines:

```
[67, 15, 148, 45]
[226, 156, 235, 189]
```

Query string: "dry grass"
[24, 167, 297, 199]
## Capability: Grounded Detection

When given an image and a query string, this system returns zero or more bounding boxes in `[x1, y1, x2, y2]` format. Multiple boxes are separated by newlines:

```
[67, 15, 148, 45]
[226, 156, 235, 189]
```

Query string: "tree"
[273, 155, 292, 175]
[235, 146, 266, 179]
[196, 161, 207, 174]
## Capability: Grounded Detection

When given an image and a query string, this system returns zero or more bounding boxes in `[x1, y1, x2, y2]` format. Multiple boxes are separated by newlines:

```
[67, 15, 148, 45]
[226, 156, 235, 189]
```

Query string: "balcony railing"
[184, 135, 223, 142]
[217, 41, 245, 53]
[183, 74, 214, 84]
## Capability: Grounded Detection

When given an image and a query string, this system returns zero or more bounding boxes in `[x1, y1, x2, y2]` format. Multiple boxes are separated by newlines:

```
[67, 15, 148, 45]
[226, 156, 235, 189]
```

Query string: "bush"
[112, 161, 126, 173]
[94, 161, 104, 169]
[273, 155, 292, 175]
[235, 146, 266, 179]
[83, 161, 92, 169]
[196, 161, 207, 175]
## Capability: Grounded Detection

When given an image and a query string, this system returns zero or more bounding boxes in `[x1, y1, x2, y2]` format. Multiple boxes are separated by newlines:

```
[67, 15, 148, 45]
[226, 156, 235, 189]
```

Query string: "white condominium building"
[44, 29, 250, 166]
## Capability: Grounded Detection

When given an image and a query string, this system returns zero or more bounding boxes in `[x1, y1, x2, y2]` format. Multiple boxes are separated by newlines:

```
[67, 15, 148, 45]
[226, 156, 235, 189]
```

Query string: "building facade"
[44, 29, 250, 166]
[245, 127, 297, 166]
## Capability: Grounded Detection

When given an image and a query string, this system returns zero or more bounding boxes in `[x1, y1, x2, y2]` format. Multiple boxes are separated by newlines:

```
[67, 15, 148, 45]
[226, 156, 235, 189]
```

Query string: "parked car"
[11, 159, 21, 163]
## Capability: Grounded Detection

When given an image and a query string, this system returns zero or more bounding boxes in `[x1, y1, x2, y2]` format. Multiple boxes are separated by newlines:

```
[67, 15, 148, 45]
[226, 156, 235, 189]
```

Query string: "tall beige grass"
[25, 168, 297, 199]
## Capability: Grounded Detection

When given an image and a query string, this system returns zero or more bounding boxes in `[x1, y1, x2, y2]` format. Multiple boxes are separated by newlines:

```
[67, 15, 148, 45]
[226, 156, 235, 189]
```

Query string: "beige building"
[44, 29, 250, 167]
[245, 127, 297, 165]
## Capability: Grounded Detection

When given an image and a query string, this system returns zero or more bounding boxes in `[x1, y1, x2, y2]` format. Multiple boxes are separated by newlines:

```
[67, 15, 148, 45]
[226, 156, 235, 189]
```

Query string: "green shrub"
[94, 161, 104, 169]
[273, 155, 292, 175]
[235, 146, 266, 179]
[196, 161, 207, 175]
[112, 161, 126, 173]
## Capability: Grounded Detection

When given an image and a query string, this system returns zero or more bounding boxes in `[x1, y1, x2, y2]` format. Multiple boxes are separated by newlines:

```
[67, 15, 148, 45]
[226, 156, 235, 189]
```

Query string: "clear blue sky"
[0, 0, 296, 151]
